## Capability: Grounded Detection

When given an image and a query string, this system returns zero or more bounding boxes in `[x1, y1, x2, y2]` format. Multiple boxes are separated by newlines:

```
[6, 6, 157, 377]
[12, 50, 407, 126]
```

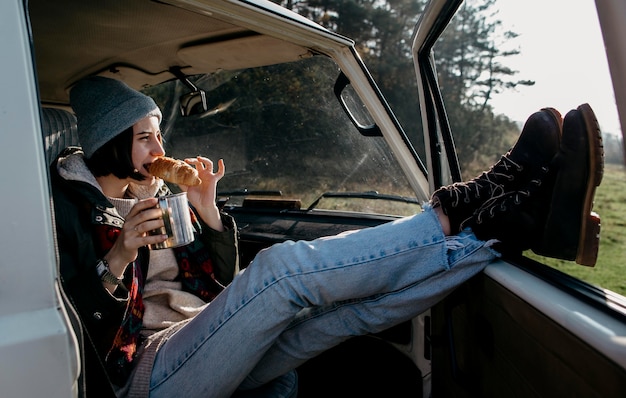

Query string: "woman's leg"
[240, 228, 495, 389]
[148, 207, 498, 398]
[145, 106, 588, 397]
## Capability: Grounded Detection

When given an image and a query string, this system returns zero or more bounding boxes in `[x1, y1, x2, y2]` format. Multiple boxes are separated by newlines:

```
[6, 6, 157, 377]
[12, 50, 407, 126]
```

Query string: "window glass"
[144, 56, 420, 216]
[436, 0, 624, 295]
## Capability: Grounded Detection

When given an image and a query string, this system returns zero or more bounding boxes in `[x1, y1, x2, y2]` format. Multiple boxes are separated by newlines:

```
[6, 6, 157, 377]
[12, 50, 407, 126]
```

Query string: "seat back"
[41, 106, 90, 397]
[42, 107, 80, 165]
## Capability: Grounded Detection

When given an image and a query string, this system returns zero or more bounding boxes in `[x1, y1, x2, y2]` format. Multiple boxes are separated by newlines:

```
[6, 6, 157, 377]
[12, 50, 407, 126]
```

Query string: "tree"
[275, 0, 529, 177]
[436, 0, 533, 111]
[276, 0, 427, 159]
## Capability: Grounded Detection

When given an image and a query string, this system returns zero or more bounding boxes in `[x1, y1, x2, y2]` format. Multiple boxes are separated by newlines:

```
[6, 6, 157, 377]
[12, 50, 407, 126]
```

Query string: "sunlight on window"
[488, 0, 625, 296]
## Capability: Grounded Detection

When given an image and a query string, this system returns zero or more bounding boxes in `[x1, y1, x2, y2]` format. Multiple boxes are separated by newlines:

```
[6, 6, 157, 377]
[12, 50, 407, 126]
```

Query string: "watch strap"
[96, 259, 124, 286]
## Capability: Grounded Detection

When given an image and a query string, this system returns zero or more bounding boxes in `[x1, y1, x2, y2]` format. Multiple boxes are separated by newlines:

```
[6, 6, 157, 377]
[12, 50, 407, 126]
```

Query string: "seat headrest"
[42, 107, 79, 165]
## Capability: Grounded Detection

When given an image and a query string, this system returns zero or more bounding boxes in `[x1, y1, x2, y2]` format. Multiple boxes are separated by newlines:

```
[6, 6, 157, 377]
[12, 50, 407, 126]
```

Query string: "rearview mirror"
[170, 66, 210, 117]
[179, 89, 208, 116]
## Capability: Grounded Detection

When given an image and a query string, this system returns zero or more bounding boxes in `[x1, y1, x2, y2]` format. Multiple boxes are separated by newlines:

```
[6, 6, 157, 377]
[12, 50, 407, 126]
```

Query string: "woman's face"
[132, 115, 164, 185]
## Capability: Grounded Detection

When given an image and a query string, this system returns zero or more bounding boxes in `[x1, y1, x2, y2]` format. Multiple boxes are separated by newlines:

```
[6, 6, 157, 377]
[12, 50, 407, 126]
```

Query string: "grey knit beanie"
[70, 76, 162, 158]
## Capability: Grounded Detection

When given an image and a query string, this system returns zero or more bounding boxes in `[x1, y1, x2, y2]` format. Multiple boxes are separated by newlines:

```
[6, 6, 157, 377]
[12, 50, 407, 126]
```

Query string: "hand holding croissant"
[147, 156, 225, 231]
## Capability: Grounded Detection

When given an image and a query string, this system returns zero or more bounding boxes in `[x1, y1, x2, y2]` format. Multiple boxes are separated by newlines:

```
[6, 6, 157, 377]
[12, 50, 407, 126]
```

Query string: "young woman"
[51, 76, 601, 397]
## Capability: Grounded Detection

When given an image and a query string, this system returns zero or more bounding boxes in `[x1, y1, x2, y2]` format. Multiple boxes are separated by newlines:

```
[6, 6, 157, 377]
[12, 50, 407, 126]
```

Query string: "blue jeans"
[148, 206, 499, 397]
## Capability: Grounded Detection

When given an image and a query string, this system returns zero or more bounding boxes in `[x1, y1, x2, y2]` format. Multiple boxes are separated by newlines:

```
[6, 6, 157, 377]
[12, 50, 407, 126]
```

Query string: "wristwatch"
[96, 259, 124, 286]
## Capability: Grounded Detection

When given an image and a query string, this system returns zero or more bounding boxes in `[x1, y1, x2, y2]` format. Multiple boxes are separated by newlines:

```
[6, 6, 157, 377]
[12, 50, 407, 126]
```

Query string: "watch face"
[96, 260, 122, 285]
[96, 260, 107, 277]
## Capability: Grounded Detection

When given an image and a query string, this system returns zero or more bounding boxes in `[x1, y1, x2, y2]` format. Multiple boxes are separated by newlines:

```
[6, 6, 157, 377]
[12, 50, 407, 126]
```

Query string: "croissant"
[146, 156, 202, 186]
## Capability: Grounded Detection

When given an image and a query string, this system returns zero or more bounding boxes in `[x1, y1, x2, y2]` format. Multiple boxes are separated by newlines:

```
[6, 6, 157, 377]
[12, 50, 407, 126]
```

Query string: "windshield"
[144, 56, 420, 216]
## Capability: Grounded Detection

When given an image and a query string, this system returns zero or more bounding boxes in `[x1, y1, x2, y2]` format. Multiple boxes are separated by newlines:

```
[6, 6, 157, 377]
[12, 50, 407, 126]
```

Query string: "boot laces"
[472, 175, 544, 225]
[436, 153, 523, 210]
[445, 162, 511, 209]
[488, 154, 523, 181]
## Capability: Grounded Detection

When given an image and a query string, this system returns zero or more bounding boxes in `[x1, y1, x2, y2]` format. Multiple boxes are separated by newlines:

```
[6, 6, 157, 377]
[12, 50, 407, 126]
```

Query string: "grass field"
[526, 163, 626, 296]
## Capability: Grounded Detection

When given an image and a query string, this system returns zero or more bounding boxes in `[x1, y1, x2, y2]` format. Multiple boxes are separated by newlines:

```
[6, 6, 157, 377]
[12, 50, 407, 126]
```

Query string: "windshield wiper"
[306, 191, 419, 211]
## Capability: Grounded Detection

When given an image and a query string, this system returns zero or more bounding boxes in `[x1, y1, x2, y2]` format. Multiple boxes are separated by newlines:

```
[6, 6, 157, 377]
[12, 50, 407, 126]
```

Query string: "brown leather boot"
[532, 103, 604, 266]
[431, 107, 562, 233]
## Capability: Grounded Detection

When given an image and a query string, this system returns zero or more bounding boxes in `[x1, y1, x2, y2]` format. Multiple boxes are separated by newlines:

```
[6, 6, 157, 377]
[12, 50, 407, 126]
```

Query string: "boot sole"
[575, 103, 604, 266]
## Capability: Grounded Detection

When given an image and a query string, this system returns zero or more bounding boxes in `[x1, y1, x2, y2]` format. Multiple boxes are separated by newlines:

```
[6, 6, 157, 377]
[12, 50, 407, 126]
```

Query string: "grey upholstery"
[42, 107, 80, 165]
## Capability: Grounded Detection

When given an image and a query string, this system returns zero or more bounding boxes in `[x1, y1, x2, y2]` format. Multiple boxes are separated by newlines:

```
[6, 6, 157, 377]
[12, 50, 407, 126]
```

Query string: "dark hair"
[85, 126, 146, 181]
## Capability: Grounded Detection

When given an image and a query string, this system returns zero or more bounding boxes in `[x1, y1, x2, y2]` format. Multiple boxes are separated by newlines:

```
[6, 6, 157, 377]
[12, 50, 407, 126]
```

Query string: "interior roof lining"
[29, 0, 310, 105]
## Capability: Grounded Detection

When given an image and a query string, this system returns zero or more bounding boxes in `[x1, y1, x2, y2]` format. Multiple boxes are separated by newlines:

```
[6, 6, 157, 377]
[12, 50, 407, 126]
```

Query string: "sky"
[487, 0, 621, 137]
